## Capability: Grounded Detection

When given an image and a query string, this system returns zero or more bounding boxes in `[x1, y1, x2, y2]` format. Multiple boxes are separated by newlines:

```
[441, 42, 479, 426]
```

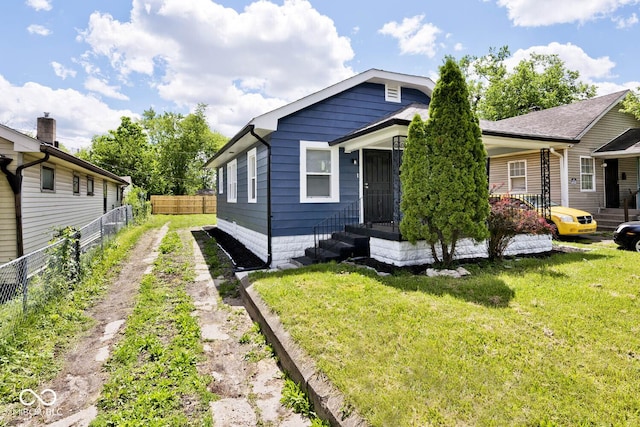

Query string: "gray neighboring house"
[0, 115, 128, 264]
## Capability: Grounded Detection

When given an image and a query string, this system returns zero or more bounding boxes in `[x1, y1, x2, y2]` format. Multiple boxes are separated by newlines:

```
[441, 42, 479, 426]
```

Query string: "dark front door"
[605, 159, 619, 208]
[363, 149, 393, 223]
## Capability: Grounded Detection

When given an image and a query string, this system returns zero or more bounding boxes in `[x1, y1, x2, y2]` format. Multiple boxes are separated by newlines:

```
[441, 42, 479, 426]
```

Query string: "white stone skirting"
[216, 219, 269, 263]
[216, 219, 317, 268]
[369, 234, 552, 267]
[217, 219, 552, 268]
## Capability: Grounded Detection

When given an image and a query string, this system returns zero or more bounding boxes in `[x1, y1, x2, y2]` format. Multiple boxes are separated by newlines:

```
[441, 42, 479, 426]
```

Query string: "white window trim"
[227, 159, 237, 203]
[247, 148, 257, 203]
[507, 159, 527, 192]
[300, 141, 340, 203]
[41, 164, 55, 192]
[218, 167, 224, 195]
[580, 156, 596, 192]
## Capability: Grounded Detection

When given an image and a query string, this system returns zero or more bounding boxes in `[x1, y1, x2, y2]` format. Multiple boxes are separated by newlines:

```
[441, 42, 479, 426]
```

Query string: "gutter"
[0, 152, 50, 257]
[549, 148, 569, 207]
[234, 125, 273, 271]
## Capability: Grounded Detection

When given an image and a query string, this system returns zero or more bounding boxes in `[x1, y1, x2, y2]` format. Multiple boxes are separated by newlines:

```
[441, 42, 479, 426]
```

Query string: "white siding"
[0, 140, 18, 263]
[489, 151, 561, 202]
[20, 154, 123, 256]
[568, 108, 639, 211]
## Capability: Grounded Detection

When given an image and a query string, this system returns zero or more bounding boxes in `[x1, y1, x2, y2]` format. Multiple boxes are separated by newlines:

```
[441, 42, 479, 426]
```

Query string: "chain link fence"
[0, 205, 133, 335]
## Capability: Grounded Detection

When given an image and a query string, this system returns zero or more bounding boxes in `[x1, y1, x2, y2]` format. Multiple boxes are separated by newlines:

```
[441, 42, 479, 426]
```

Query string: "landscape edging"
[238, 273, 369, 427]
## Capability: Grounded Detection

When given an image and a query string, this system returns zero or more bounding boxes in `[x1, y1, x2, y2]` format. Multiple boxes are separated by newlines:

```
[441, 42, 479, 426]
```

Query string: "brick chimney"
[37, 112, 57, 147]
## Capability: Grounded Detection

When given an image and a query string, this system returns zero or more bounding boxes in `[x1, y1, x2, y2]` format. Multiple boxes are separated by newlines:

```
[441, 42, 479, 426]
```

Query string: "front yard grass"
[252, 247, 640, 426]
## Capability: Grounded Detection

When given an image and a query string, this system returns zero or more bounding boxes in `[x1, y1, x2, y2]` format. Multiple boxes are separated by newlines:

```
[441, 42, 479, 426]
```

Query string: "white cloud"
[613, 12, 639, 28]
[454, 43, 464, 52]
[496, 0, 640, 26]
[51, 62, 77, 80]
[27, 24, 51, 36]
[84, 76, 130, 101]
[379, 15, 441, 57]
[507, 42, 616, 81]
[0, 75, 137, 150]
[77, 0, 355, 135]
[26, 0, 52, 12]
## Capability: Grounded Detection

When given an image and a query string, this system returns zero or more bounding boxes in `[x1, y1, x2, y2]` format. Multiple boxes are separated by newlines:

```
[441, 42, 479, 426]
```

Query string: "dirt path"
[15, 224, 169, 427]
[12, 225, 308, 426]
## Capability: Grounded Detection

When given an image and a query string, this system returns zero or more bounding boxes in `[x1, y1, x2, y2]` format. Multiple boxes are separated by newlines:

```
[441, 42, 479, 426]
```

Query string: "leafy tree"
[460, 46, 597, 120]
[142, 104, 226, 195]
[620, 88, 640, 119]
[400, 57, 490, 267]
[78, 116, 160, 193]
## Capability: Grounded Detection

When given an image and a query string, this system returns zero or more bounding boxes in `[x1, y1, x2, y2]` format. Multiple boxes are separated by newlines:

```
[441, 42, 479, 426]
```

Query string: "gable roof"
[251, 69, 435, 131]
[480, 90, 629, 141]
[330, 103, 429, 146]
[205, 69, 436, 168]
[0, 123, 128, 185]
[330, 91, 632, 155]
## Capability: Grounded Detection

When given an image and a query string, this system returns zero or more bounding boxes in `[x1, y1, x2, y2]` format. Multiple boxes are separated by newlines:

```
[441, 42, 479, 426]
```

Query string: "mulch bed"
[205, 227, 265, 270]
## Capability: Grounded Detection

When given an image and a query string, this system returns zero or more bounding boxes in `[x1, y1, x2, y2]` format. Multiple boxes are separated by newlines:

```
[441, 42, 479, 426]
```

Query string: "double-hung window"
[41, 165, 55, 192]
[247, 148, 257, 203]
[73, 175, 80, 195]
[300, 141, 339, 203]
[227, 159, 237, 203]
[218, 167, 224, 195]
[87, 176, 94, 196]
[508, 160, 527, 192]
[580, 157, 595, 191]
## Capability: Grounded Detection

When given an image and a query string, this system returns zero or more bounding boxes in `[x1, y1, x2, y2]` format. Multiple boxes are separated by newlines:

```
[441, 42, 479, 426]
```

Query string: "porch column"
[392, 136, 406, 224]
[540, 148, 551, 220]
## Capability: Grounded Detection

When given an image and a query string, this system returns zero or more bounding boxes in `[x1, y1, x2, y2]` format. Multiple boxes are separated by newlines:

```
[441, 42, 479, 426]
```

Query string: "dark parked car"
[613, 221, 640, 252]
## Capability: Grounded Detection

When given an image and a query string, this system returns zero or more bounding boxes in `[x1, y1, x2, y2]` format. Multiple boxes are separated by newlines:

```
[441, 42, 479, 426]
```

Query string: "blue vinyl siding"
[270, 83, 429, 237]
[216, 143, 268, 234]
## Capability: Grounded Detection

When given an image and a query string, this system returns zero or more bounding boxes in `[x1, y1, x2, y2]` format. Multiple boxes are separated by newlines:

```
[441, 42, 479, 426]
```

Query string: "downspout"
[239, 125, 272, 270]
[549, 148, 568, 207]
[0, 152, 50, 257]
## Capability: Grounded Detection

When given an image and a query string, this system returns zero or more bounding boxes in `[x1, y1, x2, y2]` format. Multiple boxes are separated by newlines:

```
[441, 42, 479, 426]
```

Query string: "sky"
[1, 0, 640, 150]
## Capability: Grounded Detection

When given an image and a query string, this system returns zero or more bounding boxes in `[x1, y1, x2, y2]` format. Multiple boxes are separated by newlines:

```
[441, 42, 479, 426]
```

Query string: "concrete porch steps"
[593, 208, 640, 231]
[292, 231, 370, 265]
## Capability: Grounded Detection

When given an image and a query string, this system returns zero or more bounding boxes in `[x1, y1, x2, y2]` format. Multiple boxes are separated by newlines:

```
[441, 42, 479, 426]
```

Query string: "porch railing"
[311, 192, 551, 256]
[312, 198, 361, 257]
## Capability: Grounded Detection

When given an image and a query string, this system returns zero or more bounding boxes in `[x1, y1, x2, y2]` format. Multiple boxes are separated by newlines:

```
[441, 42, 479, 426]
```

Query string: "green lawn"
[252, 247, 640, 426]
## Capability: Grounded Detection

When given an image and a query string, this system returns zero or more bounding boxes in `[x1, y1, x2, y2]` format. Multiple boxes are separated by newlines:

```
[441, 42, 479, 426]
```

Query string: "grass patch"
[0, 215, 167, 412]
[252, 249, 640, 426]
[92, 230, 214, 426]
[280, 378, 329, 426]
[153, 214, 216, 232]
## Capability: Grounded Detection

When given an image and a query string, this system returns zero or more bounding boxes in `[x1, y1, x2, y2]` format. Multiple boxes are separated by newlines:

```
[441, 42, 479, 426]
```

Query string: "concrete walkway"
[187, 229, 309, 427]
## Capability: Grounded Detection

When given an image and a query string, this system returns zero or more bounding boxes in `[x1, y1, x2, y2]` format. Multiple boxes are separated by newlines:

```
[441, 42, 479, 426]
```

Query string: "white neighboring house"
[0, 115, 128, 264]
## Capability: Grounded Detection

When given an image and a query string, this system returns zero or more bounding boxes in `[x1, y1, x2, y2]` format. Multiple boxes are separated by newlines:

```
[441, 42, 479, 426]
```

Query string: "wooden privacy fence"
[151, 195, 217, 215]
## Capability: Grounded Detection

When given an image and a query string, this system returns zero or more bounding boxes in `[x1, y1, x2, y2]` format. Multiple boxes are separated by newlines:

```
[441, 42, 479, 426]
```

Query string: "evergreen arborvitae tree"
[400, 57, 490, 267]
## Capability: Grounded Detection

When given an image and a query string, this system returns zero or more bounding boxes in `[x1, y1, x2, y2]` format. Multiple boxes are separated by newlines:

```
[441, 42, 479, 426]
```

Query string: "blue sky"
[1, 0, 639, 149]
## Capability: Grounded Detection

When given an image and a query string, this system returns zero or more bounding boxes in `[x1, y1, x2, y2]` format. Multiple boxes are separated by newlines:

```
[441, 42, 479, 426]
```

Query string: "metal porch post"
[540, 148, 551, 220]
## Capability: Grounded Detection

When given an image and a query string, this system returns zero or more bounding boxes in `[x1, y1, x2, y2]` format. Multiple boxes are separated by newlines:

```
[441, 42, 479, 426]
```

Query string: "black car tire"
[633, 237, 640, 253]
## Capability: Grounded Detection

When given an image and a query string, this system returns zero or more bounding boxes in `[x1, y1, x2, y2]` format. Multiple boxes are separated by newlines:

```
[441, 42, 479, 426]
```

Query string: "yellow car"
[491, 195, 597, 236]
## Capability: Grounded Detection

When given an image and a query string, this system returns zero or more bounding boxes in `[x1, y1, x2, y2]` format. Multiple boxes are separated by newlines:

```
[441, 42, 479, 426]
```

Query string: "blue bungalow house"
[205, 69, 436, 267]
[205, 69, 568, 268]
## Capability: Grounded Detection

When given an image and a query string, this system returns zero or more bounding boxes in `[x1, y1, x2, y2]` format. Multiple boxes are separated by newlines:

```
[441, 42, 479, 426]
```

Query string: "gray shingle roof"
[480, 90, 629, 141]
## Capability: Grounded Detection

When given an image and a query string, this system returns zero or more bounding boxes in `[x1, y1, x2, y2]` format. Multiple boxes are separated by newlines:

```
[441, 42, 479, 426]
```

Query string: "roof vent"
[385, 84, 401, 103]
